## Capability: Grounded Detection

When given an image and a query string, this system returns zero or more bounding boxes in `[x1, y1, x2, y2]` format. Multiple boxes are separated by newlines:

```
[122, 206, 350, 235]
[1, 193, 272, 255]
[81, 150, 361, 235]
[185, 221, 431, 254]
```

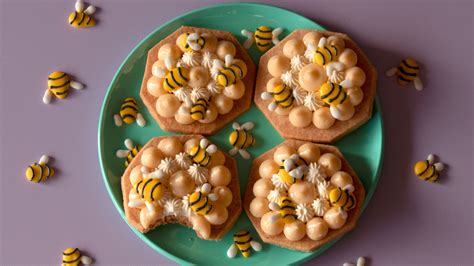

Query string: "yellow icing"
[48, 71, 70, 99]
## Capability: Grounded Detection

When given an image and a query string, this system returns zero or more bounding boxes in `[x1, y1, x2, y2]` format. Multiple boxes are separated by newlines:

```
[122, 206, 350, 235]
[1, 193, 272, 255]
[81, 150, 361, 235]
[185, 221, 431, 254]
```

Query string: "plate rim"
[97, 2, 385, 265]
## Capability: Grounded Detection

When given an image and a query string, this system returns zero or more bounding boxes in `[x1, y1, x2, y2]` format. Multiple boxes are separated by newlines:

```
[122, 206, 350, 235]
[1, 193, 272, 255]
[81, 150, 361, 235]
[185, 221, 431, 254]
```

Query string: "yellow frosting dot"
[259, 159, 280, 179]
[209, 165, 231, 187]
[289, 106, 312, 128]
[318, 153, 342, 176]
[204, 204, 228, 225]
[306, 217, 329, 240]
[250, 197, 270, 218]
[223, 80, 245, 100]
[273, 145, 297, 164]
[157, 137, 183, 157]
[298, 143, 321, 163]
[156, 94, 180, 118]
[268, 55, 290, 77]
[313, 107, 336, 129]
[216, 40, 236, 59]
[284, 220, 306, 241]
[253, 178, 274, 198]
[140, 147, 164, 169]
[261, 211, 284, 236]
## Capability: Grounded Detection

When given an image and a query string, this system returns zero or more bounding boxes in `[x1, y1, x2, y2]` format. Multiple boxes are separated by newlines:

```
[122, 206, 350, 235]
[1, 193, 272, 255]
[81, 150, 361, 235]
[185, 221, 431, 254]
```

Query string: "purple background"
[1, 0, 472, 265]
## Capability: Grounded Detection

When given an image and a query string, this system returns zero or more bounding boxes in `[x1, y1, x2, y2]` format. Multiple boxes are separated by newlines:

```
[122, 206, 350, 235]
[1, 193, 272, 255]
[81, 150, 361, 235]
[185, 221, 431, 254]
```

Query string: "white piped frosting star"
[201, 51, 216, 69]
[281, 70, 298, 87]
[290, 55, 307, 71]
[292, 86, 307, 105]
[206, 80, 223, 96]
[173, 87, 192, 102]
[271, 174, 289, 190]
[191, 87, 210, 102]
[175, 152, 192, 169]
[304, 46, 315, 62]
[296, 203, 314, 223]
[304, 92, 325, 111]
[181, 194, 192, 217]
[156, 189, 172, 207]
[317, 180, 332, 200]
[267, 189, 286, 203]
[312, 198, 330, 217]
[181, 51, 201, 67]
[307, 162, 327, 184]
[188, 164, 208, 185]
[164, 198, 183, 217]
[158, 157, 178, 175]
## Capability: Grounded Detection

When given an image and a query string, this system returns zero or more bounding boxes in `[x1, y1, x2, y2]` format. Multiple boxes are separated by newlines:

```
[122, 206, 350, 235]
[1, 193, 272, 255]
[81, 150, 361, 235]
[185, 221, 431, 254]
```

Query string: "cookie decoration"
[241, 26, 283, 52]
[243, 139, 365, 251]
[413, 154, 444, 182]
[62, 247, 92, 266]
[25, 155, 55, 183]
[113, 97, 146, 127]
[43, 71, 84, 104]
[254, 29, 377, 143]
[227, 230, 262, 258]
[116, 139, 142, 167]
[343, 256, 367, 266]
[228, 122, 255, 159]
[386, 58, 423, 91]
[68, 0, 96, 28]
[121, 135, 242, 240]
[139, 26, 256, 135]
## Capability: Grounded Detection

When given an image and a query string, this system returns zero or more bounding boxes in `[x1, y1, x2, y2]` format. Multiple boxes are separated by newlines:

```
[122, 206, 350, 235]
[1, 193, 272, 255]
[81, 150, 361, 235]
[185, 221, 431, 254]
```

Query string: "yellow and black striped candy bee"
[414, 154, 444, 182]
[163, 67, 190, 92]
[116, 139, 141, 167]
[188, 191, 213, 215]
[125, 145, 141, 167]
[277, 196, 297, 223]
[329, 187, 356, 211]
[262, 84, 294, 112]
[119, 97, 139, 124]
[254, 26, 274, 52]
[229, 128, 255, 151]
[25, 155, 54, 183]
[68, 0, 96, 28]
[134, 178, 164, 203]
[48, 71, 71, 99]
[177, 32, 206, 52]
[188, 144, 211, 167]
[313, 44, 340, 66]
[216, 59, 247, 87]
[233, 230, 253, 257]
[319, 82, 348, 106]
[190, 98, 209, 121]
[395, 58, 420, 86]
[62, 247, 92, 266]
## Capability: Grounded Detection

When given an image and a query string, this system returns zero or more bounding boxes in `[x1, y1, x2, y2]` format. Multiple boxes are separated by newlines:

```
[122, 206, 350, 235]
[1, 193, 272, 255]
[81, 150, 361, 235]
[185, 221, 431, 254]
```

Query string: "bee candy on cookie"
[113, 97, 146, 127]
[68, 0, 96, 28]
[413, 154, 445, 182]
[227, 230, 262, 258]
[386, 58, 423, 91]
[25, 155, 54, 183]
[62, 247, 92, 266]
[186, 138, 217, 167]
[43, 71, 84, 104]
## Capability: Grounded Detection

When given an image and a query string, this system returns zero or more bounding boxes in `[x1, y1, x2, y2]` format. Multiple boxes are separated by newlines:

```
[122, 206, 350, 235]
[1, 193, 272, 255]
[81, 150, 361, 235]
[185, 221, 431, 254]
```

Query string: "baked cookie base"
[122, 135, 242, 240]
[243, 139, 366, 251]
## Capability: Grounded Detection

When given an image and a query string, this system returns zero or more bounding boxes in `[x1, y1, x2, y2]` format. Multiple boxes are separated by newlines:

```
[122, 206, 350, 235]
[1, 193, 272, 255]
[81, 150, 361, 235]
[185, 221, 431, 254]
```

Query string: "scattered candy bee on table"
[113, 97, 146, 127]
[268, 196, 298, 224]
[68, 0, 96, 28]
[188, 183, 219, 215]
[214, 54, 248, 87]
[43, 71, 84, 104]
[386, 58, 423, 91]
[227, 230, 262, 258]
[25, 155, 55, 183]
[186, 138, 217, 167]
[62, 247, 92, 266]
[241, 26, 283, 52]
[128, 167, 166, 213]
[116, 139, 142, 167]
[228, 122, 256, 159]
[343, 256, 367, 266]
[329, 185, 357, 211]
[414, 154, 445, 182]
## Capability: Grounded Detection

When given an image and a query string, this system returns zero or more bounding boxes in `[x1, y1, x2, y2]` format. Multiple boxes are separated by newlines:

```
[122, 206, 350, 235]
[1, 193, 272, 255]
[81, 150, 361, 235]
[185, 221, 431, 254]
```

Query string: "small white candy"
[357, 257, 366, 266]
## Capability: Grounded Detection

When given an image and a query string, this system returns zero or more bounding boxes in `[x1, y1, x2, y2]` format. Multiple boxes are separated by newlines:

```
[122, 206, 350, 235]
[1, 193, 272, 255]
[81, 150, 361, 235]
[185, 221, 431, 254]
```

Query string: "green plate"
[98, 3, 383, 265]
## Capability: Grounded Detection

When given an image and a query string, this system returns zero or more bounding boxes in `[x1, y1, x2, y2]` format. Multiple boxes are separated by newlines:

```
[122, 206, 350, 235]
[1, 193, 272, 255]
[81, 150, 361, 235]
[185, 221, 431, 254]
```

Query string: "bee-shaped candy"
[260, 84, 294, 112]
[176, 32, 214, 52]
[113, 97, 146, 127]
[43, 71, 84, 104]
[116, 139, 142, 167]
[308, 37, 340, 66]
[214, 54, 248, 87]
[154, 56, 190, 93]
[268, 196, 298, 224]
[25, 155, 55, 183]
[274, 154, 308, 186]
[68, 0, 96, 28]
[128, 167, 165, 213]
[329, 185, 356, 211]
[187, 138, 217, 167]
[414, 154, 445, 182]
[386, 58, 423, 91]
[241, 26, 283, 52]
[190, 97, 210, 121]
[62, 247, 92, 266]
[319, 81, 349, 106]
[188, 183, 219, 215]
[227, 230, 262, 258]
[228, 122, 256, 160]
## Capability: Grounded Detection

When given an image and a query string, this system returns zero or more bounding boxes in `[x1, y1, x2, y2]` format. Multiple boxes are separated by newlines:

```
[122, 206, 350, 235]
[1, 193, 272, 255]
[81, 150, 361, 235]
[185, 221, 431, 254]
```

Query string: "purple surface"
[1, 0, 472, 265]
